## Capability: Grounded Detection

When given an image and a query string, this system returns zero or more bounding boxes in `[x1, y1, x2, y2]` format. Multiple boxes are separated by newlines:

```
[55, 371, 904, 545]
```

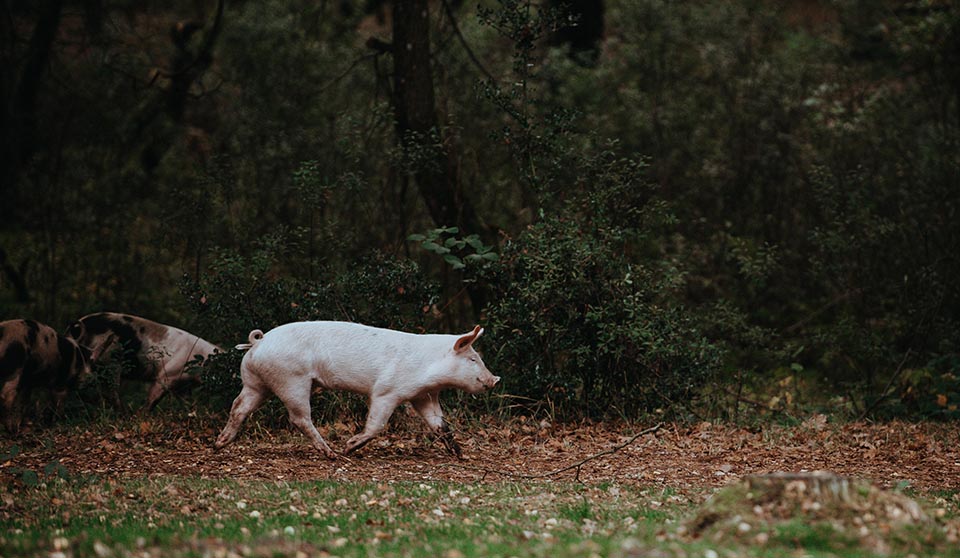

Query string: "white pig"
[214, 321, 500, 458]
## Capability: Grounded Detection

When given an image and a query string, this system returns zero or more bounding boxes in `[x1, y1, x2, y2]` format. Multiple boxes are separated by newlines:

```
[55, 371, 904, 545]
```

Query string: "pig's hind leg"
[411, 393, 462, 458]
[215, 385, 267, 449]
[273, 380, 337, 459]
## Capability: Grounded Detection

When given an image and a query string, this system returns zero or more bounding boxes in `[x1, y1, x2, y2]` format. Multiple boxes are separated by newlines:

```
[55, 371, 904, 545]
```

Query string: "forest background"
[2, 0, 958, 423]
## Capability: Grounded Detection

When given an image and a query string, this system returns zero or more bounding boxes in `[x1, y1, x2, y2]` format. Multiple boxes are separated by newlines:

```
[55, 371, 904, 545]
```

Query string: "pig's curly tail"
[234, 329, 265, 351]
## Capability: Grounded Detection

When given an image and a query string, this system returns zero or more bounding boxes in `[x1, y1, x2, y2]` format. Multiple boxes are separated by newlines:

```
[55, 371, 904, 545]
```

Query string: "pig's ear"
[454, 325, 483, 352]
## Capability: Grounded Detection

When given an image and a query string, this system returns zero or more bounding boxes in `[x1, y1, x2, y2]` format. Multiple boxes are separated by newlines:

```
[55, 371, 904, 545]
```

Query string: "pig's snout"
[478, 375, 501, 389]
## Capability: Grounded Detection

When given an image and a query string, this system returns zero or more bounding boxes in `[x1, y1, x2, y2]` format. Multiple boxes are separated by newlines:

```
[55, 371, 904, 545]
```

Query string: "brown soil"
[3, 414, 959, 493]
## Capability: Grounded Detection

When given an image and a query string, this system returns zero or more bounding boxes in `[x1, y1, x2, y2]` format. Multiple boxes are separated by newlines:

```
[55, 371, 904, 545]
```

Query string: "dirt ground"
[4, 414, 959, 494]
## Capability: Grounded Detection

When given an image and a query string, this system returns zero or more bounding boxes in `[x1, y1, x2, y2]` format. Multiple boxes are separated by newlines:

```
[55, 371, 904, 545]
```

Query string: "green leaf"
[21, 469, 38, 487]
[422, 241, 450, 254]
[1, 444, 20, 461]
[44, 460, 67, 478]
[407, 233, 426, 242]
[443, 254, 466, 269]
[466, 236, 486, 250]
[482, 252, 500, 261]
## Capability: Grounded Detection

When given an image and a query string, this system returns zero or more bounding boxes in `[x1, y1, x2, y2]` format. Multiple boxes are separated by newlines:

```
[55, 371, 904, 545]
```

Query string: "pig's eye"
[469, 357, 477, 362]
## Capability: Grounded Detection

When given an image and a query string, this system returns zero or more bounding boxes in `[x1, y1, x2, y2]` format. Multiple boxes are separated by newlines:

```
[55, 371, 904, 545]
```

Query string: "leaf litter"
[2, 415, 959, 490]
[2, 414, 960, 556]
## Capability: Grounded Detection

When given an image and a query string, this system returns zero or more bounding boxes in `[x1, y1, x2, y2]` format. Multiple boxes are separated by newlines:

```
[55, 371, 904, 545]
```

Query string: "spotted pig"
[66, 312, 221, 410]
[0, 319, 92, 433]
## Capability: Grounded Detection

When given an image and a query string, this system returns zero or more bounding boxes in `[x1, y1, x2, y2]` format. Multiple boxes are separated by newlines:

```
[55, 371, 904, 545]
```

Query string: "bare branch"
[438, 423, 662, 482]
[440, 0, 497, 84]
[858, 349, 913, 421]
[319, 50, 382, 95]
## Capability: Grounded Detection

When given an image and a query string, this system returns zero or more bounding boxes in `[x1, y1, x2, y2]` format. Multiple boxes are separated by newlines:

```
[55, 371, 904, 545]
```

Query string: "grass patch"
[772, 520, 858, 552]
[2, 473, 957, 557]
[1, 476, 678, 558]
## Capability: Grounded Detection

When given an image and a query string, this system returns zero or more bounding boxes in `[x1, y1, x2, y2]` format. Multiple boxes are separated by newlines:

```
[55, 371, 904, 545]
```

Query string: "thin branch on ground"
[858, 349, 913, 421]
[440, 423, 662, 482]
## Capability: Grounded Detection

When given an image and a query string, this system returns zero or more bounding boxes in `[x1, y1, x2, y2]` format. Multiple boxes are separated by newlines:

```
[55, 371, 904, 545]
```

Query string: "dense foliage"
[2, 0, 958, 421]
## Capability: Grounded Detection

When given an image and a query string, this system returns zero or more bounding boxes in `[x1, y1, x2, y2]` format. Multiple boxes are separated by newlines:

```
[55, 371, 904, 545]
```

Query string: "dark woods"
[1, 0, 958, 422]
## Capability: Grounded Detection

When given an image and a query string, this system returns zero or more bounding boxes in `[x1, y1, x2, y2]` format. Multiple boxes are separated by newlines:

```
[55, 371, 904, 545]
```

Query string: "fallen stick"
[440, 422, 663, 482]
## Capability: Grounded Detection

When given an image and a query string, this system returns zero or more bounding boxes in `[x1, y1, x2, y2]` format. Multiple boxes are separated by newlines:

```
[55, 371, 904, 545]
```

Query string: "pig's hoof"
[440, 436, 462, 459]
[344, 436, 371, 454]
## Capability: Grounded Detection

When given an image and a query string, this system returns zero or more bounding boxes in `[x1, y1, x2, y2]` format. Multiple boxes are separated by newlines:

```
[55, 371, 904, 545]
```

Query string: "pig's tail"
[234, 329, 265, 351]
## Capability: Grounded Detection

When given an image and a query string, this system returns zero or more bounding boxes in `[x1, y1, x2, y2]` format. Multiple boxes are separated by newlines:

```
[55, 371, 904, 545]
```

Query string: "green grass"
[771, 520, 858, 553]
[1, 476, 669, 558]
[2, 476, 959, 558]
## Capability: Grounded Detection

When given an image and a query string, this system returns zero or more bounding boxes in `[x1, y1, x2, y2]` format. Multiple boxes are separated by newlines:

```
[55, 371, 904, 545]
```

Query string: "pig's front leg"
[145, 375, 172, 411]
[345, 394, 400, 454]
[50, 388, 69, 419]
[109, 365, 124, 410]
[411, 393, 462, 458]
[2, 379, 24, 434]
[147, 364, 196, 411]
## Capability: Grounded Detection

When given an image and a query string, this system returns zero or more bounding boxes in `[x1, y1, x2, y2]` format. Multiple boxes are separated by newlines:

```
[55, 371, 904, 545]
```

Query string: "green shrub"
[894, 356, 960, 420]
[481, 151, 721, 420]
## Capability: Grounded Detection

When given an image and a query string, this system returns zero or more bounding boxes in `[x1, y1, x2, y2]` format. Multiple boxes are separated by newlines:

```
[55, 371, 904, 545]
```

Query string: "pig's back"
[245, 321, 438, 392]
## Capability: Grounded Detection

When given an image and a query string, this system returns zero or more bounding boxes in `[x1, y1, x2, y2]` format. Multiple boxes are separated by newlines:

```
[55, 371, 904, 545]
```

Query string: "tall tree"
[0, 0, 64, 220]
[391, 0, 483, 237]
[390, 0, 487, 314]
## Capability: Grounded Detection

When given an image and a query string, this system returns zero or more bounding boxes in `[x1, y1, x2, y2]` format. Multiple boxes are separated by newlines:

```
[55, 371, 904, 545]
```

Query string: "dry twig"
[440, 0, 498, 84]
[440, 423, 662, 482]
[858, 349, 913, 421]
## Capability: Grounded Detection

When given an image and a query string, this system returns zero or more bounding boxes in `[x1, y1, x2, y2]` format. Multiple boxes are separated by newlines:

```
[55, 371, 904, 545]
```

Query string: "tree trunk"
[0, 248, 30, 302]
[1, 0, 64, 216]
[391, 0, 487, 316]
[392, 1, 484, 235]
[137, 0, 224, 172]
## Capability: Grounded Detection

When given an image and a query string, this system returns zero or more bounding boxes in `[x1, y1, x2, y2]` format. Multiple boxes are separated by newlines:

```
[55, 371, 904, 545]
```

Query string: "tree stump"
[746, 471, 856, 506]
[685, 470, 932, 544]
